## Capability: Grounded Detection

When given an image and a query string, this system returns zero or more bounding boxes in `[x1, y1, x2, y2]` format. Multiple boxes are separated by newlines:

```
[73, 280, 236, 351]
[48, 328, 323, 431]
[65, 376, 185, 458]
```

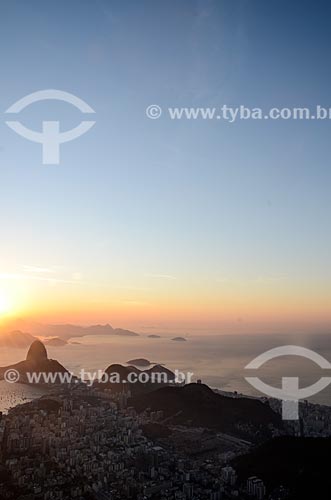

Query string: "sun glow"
[0, 291, 12, 315]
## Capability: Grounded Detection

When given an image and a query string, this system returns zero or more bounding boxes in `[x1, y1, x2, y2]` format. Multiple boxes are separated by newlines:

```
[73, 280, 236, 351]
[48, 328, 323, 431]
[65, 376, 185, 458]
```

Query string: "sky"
[0, 0, 330, 334]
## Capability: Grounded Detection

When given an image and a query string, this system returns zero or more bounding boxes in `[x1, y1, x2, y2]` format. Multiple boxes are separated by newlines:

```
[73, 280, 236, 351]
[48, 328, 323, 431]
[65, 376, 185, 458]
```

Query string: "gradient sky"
[0, 0, 330, 333]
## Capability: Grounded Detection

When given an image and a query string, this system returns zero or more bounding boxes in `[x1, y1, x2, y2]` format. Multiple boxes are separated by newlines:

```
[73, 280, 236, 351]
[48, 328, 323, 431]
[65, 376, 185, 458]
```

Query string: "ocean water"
[0, 333, 330, 412]
[0, 381, 49, 413]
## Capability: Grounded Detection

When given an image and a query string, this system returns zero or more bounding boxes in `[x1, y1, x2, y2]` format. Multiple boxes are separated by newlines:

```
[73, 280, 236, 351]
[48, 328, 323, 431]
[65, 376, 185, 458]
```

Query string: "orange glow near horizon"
[4, 287, 327, 335]
[0, 272, 330, 334]
[0, 286, 19, 317]
[0, 280, 30, 322]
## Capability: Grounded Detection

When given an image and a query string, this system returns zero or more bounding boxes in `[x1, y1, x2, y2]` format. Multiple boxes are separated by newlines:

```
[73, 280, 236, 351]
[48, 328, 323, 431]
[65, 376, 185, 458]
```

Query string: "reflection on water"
[0, 381, 49, 413]
[0, 333, 330, 411]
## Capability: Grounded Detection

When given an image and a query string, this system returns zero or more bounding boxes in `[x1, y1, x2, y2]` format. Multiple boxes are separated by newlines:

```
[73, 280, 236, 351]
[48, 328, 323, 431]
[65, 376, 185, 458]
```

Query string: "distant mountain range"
[0, 330, 36, 348]
[0, 331, 75, 348]
[0, 319, 140, 340]
[44, 337, 68, 346]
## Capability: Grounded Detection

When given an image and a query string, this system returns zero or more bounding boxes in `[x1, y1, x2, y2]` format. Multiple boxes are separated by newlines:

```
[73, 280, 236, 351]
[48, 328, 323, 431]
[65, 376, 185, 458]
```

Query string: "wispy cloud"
[23, 266, 56, 274]
[216, 277, 230, 284]
[253, 275, 288, 284]
[120, 299, 149, 306]
[216, 275, 288, 285]
[146, 274, 177, 280]
[115, 285, 151, 291]
[0, 272, 82, 286]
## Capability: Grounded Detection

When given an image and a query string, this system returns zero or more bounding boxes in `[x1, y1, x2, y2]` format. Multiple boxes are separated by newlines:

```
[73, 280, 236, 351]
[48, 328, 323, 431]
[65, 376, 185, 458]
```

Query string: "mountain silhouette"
[131, 383, 282, 441]
[127, 358, 151, 367]
[26, 340, 48, 361]
[0, 340, 70, 384]
[95, 363, 176, 395]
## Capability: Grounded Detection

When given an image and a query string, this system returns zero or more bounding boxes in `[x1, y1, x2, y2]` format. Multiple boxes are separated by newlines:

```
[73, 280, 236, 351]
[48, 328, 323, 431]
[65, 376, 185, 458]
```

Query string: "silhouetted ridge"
[105, 364, 133, 379]
[181, 383, 214, 394]
[97, 363, 176, 396]
[131, 383, 282, 441]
